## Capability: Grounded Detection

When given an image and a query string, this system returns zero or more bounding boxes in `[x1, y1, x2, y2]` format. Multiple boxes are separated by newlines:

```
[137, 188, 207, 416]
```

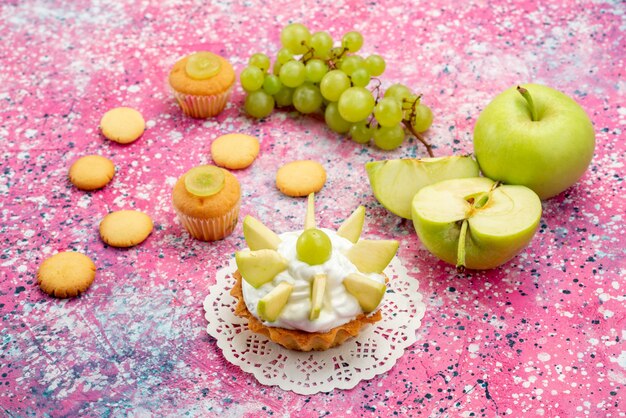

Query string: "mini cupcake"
[172, 165, 240, 241]
[169, 52, 235, 118]
[231, 194, 398, 351]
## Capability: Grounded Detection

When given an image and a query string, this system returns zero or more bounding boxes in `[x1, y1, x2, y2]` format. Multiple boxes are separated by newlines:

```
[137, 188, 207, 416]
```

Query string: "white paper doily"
[203, 257, 426, 395]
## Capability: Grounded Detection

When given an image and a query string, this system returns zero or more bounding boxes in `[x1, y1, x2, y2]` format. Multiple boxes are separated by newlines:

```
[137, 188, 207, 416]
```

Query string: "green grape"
[342, 31, 364, 53]
[384, 83, 413, 102]
[305, 59, 329, 83]
[330, 46, 345, 60]
[365, 54, 386, 76]
[320, 70, 351, 102]
[349, 121, 372, 144]
[274, 85, 294, 107]
[350, 68, 370, 87]
[293, 83, 323, 114]
[263, 74, 282, 95]
[273, 62, 282, 76]
[411, 104, 434, 132]
[279, 60, 306, 88]
[277, 48, 294, 65]
[339, 55, 365, 75]
[310, 31, 333, 59]
[296, 228, 332, 265]
[373, 124, 405, 150]
[280, 23, 311, 54]
[240, 66, 265, 92]
[324, 102, 352, 133]
[374, 97, 403, 127]
[248, 53, 270, 73]
[337, 87, 375, 123]
[245, 90, 275, 118]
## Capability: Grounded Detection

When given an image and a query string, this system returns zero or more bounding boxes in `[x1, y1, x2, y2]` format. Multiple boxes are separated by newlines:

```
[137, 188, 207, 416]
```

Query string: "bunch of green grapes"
[240, 23, 434, 154]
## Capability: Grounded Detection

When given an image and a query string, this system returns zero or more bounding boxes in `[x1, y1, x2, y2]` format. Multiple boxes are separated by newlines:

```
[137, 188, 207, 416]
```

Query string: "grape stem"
[301, 46, 315, 63]
[404, 121, 434, 157]
[401, 93, 433, 157]
[370, 78, 383, 99]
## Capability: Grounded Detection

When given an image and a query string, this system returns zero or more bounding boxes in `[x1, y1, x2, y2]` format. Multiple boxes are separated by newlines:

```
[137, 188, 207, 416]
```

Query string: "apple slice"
[257, 282, 294, 322]
[365, 156, 480, 219]
[235, 249, 288, 288]
[304, 192, 315, 230]
[243, 215, 281, 250]
[336, 206, 365, 243]
[343, 273, 386, 312]
[345, 239, 399, 273]
[309, 274, 327, 320]
[411, 177, 542, 270]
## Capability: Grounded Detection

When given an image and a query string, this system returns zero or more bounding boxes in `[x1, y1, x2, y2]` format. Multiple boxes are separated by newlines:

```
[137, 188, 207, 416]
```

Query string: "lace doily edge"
[202, 290, 426, 395]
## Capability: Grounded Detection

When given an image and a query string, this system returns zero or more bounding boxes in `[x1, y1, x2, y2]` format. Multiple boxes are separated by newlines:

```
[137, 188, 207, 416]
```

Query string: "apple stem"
[517, 86, 538, 122]
[456, 219, 469, 273]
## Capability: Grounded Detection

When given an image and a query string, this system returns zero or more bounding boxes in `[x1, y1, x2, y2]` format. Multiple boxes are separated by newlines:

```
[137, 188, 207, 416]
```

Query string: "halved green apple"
[336, 206, 365, 243]
[411, 177, 542, 270]
[366, 156, 480, 219]
[343, 273, 386, 312]
[345, 239, 399, 273]
[309, 274, 327, 320]
[243, 215, 281, 250]
[235, 249, 288, 288]
[258, 282, 294, 322]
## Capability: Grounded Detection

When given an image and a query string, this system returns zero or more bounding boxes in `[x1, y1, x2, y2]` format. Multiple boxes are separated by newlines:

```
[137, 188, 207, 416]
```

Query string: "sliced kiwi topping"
[184, 165, 225, 197]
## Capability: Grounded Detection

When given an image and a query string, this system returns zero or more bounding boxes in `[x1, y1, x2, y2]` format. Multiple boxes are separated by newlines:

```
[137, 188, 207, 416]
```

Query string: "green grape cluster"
[240, 23, 434, 153]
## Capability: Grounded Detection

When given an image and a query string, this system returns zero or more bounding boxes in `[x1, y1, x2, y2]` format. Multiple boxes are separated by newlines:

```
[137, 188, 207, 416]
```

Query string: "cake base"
[230, 271, 382, 352]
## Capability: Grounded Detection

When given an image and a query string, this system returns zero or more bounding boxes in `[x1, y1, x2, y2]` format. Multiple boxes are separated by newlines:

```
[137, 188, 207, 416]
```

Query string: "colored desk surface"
[1, 0, 624, 416]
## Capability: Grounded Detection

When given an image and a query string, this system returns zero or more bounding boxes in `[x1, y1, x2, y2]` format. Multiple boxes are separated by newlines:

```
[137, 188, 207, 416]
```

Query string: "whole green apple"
[473, 84, 595, 200]
[411, 177, 542, 271]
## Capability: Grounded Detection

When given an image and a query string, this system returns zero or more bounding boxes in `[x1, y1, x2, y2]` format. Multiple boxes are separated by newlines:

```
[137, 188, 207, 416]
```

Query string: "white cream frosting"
[240, 229, 386, 333]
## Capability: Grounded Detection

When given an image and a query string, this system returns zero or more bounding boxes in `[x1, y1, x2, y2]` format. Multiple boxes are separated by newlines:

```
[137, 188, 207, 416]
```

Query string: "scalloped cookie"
[276, 160, 327, 197]
[211, 133, 260, 170]
[37, 251, 96, 298]
[100, 107, 145, 144]
[69, 155, 115, 190]
[99, 210, 153, 247]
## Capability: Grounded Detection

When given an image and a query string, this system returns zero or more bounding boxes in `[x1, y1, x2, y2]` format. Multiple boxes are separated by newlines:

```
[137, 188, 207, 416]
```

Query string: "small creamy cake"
[231, 194, 398, 351]
[242, 228, 385, 333]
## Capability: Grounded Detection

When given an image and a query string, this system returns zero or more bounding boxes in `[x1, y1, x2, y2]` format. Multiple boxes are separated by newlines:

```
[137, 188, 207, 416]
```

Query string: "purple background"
[1, 0, 625, 416]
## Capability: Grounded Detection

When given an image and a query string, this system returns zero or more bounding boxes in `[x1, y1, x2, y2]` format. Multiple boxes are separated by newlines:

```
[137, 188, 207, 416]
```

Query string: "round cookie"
[99, 210, 153, 247]
[100, 107, 145, 144]
[211, 133, 260, 170]
[69, 155, 115, 190]
[276, 160, 327, 197]
[37, 251, 96, 298]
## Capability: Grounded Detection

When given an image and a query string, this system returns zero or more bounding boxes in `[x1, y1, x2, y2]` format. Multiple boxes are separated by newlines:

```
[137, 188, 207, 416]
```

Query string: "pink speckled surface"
[1, 0, 625, 416]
